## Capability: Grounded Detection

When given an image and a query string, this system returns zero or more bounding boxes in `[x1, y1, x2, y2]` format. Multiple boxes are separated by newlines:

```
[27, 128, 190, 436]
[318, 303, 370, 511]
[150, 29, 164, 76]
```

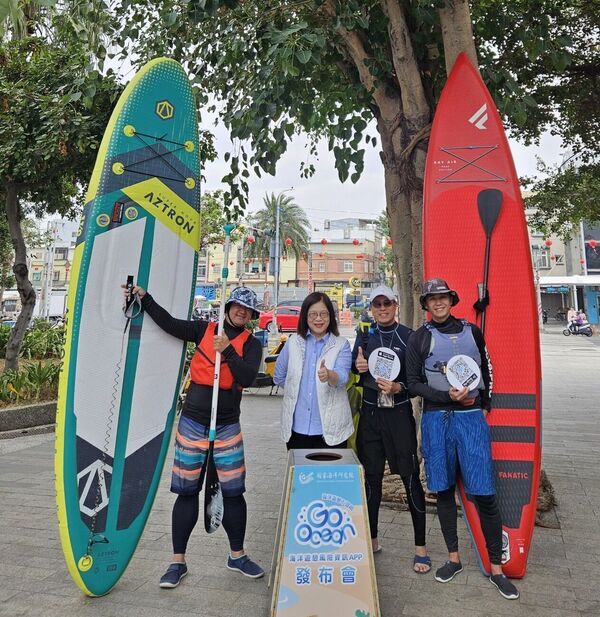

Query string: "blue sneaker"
[159, 562, 188, 588]
[226, 554, 265, 579]
[489, 574, 520, 600]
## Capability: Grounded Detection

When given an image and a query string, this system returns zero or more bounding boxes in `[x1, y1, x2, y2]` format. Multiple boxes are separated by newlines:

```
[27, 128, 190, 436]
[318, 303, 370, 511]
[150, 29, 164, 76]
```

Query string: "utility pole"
[307, 250, 314, 294]
[40, 221, 58, 319]
[272, 204, 281, 335]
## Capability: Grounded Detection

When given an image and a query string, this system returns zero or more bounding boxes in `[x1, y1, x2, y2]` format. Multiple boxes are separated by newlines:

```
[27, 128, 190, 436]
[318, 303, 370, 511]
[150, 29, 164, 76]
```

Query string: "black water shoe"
[434, 560, 463, 583]
[489, 574, 520, 600]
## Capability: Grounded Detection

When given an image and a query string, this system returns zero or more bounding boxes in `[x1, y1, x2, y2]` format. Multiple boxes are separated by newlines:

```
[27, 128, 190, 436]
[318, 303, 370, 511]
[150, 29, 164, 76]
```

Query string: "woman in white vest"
[274, 292, 354, 449]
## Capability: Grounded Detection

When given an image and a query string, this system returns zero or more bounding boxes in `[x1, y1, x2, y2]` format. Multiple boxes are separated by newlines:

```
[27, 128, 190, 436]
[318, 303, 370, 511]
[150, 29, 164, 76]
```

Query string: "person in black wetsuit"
[125, 284, 264, 588]
[405, 278, 519, 600]
[351, 285, 430, 573]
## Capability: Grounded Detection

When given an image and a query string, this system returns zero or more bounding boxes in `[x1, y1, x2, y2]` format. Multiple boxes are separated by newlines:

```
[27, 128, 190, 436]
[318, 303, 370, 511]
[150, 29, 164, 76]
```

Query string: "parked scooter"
[563, 322, 593, 337]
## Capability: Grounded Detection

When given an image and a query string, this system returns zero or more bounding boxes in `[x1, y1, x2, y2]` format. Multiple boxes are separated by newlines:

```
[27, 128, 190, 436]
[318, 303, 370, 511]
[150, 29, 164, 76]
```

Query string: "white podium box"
[269, 449, 380, 617]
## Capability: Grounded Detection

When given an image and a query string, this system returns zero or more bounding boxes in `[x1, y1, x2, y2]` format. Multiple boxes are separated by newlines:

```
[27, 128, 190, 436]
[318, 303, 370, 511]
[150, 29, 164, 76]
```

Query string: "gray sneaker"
[226, 554, 265, 579]
[490, 574, 520, 600]
[434, 560, 463, 583]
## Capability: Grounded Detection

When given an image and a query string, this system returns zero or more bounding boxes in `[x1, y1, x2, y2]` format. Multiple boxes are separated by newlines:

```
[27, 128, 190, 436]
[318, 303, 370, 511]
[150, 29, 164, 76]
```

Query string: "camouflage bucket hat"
[419, 278, 460, 309]
[226, 286, 260, 319]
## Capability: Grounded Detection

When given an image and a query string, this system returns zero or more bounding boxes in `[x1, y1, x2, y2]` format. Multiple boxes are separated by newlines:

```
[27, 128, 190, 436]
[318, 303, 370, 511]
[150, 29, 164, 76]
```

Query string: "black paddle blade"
[204, 446, 223, 534]
[477, 189, 503, 236]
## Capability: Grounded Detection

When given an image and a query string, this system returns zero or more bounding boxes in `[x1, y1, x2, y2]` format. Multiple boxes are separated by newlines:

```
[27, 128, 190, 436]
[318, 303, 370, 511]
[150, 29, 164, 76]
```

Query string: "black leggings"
[172, 493, 247, 554]
[365, 470, 427, 545]
[286, 431, 347, 450]
[436, 486, 502, 565]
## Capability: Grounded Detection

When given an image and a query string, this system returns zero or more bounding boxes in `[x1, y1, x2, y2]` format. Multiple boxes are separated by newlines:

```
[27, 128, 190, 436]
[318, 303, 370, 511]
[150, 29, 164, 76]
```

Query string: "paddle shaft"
[208, 225, 235, 440]
[476, 189, 503, 334]
[480, 233, 492, 334]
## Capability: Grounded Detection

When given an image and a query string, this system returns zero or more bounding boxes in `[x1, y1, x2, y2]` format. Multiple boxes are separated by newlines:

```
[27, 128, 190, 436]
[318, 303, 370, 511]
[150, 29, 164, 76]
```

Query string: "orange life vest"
[190, 322, 251, 390]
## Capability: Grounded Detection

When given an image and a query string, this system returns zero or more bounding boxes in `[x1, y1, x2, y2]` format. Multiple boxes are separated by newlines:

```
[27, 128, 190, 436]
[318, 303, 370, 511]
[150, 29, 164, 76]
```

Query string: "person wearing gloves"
[123, 284, 264, 588]
[351, 285, 430, 572]
[405, 278, 519, 600]
[273, 292, 354, 449]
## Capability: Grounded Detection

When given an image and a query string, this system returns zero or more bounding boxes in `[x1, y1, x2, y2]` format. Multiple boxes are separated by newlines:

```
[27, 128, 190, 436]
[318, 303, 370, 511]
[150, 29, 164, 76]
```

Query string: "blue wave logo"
[294, 500, 357, 548]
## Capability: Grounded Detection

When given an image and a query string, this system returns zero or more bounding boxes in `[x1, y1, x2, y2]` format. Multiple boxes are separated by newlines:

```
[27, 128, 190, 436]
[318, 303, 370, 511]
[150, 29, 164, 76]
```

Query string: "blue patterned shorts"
[421, 408, 495, 496]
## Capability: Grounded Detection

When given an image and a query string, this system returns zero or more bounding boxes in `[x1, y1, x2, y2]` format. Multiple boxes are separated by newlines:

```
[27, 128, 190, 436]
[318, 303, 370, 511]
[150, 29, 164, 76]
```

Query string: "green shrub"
[24, 361, 60, 400]
[21, 324, 65, 359]
[0, 325, 11, 358]
[0, 361, 61, 404]
[350, 307, 363, 319]
[0, 368, 31, 404]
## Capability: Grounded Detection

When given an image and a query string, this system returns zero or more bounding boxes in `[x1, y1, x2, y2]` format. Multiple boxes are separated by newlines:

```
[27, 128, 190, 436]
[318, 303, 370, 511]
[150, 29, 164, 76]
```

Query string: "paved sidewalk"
[1, 329, 599, 616]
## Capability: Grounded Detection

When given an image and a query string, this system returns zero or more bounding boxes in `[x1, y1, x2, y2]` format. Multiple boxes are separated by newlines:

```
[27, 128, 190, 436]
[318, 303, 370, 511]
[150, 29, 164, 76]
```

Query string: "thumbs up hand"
[355, 346, 369, 373]
[317, 359, 330, 383]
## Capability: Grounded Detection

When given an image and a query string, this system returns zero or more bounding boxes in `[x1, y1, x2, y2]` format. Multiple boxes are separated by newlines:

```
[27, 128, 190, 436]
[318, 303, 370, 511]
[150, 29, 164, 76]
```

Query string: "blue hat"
[226, 286, 260, 319]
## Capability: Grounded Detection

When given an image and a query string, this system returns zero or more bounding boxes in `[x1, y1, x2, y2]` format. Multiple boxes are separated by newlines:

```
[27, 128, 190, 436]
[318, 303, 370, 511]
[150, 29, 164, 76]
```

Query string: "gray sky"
[202, 119, 562, 229]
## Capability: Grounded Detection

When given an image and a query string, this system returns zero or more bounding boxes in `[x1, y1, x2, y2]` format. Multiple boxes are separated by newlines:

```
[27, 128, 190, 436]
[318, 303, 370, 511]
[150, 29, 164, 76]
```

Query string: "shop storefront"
[539, 276, 600, 325]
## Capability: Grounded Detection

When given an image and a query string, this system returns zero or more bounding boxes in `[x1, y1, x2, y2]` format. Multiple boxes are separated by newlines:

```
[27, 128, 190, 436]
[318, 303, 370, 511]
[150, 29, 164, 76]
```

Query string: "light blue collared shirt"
[274, 333, 352, 435]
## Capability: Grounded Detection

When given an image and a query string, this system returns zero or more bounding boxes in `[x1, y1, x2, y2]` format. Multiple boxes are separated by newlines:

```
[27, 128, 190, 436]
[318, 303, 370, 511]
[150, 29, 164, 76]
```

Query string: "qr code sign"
[374, 350, 395, 379]
[449, 357, 477, 388]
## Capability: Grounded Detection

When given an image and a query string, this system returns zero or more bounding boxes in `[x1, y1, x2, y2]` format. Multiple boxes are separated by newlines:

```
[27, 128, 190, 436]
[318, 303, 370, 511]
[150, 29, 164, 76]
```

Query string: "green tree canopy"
[101, 2, 600, 321]
[0, 32, 121, 370]
[525, 159, 600, 239]
[246, 192, 310, 260]
[199, 189, 245, 246]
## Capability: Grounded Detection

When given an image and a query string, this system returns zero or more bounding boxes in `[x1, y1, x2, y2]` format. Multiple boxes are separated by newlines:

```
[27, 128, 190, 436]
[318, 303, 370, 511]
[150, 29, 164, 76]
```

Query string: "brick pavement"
[0, 327, 598, 616]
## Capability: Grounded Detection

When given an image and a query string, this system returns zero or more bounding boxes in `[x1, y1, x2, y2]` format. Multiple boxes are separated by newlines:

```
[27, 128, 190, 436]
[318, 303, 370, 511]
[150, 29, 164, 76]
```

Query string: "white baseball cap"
[369, 285, 397, 303]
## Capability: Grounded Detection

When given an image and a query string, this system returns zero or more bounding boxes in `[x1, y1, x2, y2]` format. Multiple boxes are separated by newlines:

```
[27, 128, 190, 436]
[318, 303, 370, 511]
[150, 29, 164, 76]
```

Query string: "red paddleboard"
[423, 53, 541, 578]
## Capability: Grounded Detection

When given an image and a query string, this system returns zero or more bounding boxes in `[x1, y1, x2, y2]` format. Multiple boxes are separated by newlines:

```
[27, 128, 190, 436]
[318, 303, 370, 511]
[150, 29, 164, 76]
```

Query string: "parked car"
[259, 305, 301, 332]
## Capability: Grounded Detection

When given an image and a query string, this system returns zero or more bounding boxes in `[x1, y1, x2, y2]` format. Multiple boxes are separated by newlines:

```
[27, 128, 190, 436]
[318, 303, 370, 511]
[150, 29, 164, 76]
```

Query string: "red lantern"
[386, 238, 392, 246]
[550, 254, 556, 261]
[356, 254, 364, 259]
[352, 238, 359, 246]
[589, 239, 598, 249]
[285, 237, 292, 246]
[246, 235, 255, 244]
[211, 262, 215, 267]
[544, 239, 553, 247]
[580, 258, 585, 264]
[321, 238, 328, 246]
[318, 252, 323, 258]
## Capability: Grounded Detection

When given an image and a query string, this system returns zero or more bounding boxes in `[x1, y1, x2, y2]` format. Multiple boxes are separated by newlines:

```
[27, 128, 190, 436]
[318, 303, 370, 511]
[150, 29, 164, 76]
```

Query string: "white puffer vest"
[280, 333, 354, 446]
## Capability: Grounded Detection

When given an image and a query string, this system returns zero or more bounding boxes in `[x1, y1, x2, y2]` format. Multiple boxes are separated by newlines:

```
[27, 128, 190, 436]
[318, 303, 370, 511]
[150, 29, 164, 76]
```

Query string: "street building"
[527, 207, 600, 324]
[1, 219, 77, 320]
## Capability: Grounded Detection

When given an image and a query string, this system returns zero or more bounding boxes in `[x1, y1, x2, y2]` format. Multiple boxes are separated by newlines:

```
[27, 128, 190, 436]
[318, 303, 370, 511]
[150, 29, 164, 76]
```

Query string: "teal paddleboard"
[55, 58, 201, 596]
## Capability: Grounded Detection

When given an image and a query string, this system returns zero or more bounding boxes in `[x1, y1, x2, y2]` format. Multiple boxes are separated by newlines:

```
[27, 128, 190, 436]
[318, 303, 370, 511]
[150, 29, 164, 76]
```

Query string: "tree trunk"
[375, 102, 431, 328]
[439, 0, 478, 73]
[4, 184, 36, 372]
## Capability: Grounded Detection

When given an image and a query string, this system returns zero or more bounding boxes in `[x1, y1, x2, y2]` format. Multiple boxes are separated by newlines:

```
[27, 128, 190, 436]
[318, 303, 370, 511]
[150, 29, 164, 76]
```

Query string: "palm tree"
[245, 192, 310, 260]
